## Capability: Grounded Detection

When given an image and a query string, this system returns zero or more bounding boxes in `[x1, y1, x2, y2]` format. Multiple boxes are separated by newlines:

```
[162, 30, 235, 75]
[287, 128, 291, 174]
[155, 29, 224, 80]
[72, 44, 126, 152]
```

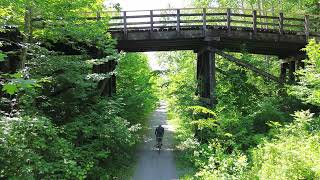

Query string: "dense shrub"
[249, 111, 320, 179]
[162, 40, 320, 179]
[0, 48, 156, 179]
[117, 53, 158, 123]
[0, 116, 87, 179]
[0, 99, 140, 179]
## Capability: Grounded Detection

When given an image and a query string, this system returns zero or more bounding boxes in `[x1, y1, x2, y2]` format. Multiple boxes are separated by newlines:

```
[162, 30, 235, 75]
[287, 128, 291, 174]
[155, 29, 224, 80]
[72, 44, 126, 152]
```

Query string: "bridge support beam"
[288, 61, 296, 83]
[280, 63, 288, 83]
[280, 55, 305, 84]
[196, 47, 216, 107]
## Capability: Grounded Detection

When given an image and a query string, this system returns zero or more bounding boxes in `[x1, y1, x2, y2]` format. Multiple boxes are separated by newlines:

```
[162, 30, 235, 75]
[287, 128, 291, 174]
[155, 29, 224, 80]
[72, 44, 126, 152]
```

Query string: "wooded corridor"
[1, 0, 320, 179]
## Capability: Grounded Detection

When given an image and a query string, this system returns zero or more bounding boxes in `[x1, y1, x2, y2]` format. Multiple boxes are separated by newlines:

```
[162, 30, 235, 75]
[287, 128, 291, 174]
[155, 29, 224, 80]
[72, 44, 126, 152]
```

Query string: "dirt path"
[132, 101, 178, 180]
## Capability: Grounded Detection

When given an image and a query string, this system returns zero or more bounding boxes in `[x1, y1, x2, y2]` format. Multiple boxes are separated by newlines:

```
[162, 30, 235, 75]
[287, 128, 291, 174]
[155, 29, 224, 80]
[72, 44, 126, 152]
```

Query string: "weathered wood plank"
[150, 10, 154, 32]
[253, 10, 257, 34]
[231, 13, 253, 17]
[203, 8, 207, 32]
[177, 9, 180, 33]
[227, 8, 231, 33]
[279, 12, 284, 35]
[304, 15, 310, 40]
[123, 11, 128, 39]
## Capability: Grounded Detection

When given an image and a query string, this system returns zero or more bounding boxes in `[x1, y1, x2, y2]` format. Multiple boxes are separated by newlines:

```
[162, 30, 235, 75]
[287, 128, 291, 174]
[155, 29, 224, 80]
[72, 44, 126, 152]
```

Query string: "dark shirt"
[155, 126, 164, 137]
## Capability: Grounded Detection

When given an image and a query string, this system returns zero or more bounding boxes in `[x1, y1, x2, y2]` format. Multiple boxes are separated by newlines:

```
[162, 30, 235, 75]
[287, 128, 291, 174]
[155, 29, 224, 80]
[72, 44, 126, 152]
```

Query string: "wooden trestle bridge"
[1, 8, 320, 107]
[108, 8, 320, 106]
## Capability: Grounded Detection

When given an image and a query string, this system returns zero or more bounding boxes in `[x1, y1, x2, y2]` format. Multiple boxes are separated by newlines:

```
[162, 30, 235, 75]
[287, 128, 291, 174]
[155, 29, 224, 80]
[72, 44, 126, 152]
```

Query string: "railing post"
[279, 12, 284, 35]
[203, 8, 207, 33]
[177, 9, 180, 33]
[150, 10, 154, 32]
[252, 10, 257, 34]
[227, 8, 231, 33]
[304, 15, 310, 41]
[123, 11, 128, 39]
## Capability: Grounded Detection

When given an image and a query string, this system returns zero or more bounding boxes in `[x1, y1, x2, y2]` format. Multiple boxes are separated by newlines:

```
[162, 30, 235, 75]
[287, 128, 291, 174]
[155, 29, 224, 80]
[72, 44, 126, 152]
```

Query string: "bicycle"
[156, 136, 163, 154]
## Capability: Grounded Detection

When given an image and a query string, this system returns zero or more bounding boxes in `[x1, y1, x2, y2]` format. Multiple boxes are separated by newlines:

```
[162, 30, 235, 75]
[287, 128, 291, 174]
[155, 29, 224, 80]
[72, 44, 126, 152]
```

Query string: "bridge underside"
[111, 27, 313, 58]
[111, 27, 314, 107]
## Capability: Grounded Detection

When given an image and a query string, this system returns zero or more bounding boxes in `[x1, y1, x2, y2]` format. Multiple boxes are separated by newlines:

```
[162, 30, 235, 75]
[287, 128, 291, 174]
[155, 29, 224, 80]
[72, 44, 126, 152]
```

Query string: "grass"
[167, 111, 197, 179]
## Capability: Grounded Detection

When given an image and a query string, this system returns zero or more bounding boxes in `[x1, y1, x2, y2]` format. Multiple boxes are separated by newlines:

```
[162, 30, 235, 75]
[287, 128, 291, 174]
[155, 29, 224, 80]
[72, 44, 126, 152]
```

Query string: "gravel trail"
[132, 101, 178, 180]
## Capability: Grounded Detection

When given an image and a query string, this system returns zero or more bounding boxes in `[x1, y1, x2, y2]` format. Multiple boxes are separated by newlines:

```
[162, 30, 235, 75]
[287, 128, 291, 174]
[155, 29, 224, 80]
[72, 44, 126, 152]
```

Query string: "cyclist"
[155, 125, 164, 147]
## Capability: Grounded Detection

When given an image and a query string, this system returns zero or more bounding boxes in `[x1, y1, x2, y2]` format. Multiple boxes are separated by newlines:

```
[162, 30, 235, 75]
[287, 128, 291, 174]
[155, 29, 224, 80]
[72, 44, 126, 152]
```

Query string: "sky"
[105, 0, 191, 70]
[106, 0, 190, 11]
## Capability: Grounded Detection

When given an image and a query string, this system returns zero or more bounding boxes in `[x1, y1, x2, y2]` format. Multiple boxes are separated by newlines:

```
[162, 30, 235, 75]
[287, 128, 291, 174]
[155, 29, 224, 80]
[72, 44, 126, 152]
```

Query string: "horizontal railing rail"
[105, 8, 320, 38]
[29, 8, 320, 39]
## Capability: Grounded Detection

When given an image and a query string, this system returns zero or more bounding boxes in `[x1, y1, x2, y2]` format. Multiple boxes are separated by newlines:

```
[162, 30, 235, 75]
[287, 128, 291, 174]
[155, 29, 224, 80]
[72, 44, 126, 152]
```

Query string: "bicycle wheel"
[158, 143, 161, 154]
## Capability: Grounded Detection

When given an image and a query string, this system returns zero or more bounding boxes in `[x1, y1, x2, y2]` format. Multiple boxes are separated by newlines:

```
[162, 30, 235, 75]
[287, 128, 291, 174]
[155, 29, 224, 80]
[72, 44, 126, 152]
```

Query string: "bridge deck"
[108, 8, 320, 57]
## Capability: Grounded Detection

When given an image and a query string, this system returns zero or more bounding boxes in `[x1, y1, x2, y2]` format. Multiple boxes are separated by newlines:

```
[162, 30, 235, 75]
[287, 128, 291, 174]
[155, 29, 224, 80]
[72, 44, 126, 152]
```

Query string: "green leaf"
[0, 52, 7, 62]
[2, 84, 18, 95]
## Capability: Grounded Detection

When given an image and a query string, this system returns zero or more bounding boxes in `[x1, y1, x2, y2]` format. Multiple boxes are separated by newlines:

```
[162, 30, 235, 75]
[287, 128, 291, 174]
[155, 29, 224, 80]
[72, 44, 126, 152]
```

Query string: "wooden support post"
[297, 60, 305, 69]
[304, 15, 310, 41]
[196, 47, 216, 107]
[208, 50, 216, 107]
[280, 63, 287, 83]
[279, 12, 284, 35]
[196, 53, 202, 96]
[177, 9, 180, 34]
[252, 10, 257, 34]
[288, 61, 295, 83]
[123, 11, 128, 39]
[202, 8, 207, 34]
[227, 8, 231, 33]
[150, 10, 154, 32]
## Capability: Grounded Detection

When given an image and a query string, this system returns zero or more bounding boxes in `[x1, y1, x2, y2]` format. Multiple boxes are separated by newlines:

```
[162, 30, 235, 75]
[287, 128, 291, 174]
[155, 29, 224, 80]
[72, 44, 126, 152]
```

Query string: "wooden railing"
[107, 8, 320, 38]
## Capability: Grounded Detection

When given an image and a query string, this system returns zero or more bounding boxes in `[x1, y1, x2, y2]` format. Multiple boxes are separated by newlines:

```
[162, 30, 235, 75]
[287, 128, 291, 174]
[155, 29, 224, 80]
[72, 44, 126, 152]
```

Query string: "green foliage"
[1, 72, 40, 95]
[0, 0, 160, 179]
[290, 39, 320, 106]
[0, 49, 153, 178]
[63, 99, 140, 179]
[1, 18, 156, 180]
[0, 52, 7, 62]
[162, 37, 320, 179]
[193, 0, 320, 15]
[117, 53, 158, 123]
[249, 110, 320, 179]
[0, 116, 89, 179]
[1, 0, 115, 53]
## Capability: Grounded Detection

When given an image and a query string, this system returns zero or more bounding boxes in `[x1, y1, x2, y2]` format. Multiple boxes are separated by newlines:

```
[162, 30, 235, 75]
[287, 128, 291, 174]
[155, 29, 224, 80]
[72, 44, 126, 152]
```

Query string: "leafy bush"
[249, 111, 320, 179]
[63, 99, 140, 178]
[117, 53, 158, 123]
[0, 116, 89, 179]
[290, 39, 320, 106]
[162, 40, 320, 179]
[0, 99, 141, 179]
[0, 46, 155, 179]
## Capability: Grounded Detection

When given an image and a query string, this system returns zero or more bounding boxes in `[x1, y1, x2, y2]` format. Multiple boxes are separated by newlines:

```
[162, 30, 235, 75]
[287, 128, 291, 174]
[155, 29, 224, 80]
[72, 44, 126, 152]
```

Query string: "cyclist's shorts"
[156, 136, 162, 142]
